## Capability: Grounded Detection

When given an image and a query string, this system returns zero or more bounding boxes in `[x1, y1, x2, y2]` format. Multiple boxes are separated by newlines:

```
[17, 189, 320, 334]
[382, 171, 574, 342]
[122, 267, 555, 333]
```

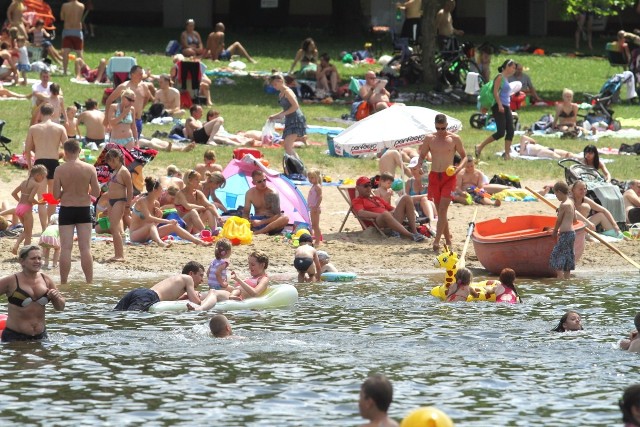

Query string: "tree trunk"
[421, 0, 439, 86]
[331, 0, 364, 36]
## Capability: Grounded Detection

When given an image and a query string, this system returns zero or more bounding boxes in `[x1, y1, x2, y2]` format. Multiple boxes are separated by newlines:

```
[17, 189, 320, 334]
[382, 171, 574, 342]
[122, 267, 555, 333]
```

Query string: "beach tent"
[218, 154, 310, 226]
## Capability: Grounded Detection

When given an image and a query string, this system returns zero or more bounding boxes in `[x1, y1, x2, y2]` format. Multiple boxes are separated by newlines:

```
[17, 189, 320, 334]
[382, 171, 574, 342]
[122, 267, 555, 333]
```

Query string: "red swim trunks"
[427, 171, 456, 204]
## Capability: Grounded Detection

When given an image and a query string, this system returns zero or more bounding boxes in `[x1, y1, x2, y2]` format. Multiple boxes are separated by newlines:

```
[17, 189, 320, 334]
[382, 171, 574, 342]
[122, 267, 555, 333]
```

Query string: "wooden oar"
[525, 186, 640, 271]
[458, 206, 478, 269]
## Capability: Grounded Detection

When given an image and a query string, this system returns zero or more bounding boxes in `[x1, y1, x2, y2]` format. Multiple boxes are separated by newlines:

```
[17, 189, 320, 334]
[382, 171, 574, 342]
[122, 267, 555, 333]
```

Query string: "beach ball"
[400, 407, 454, 427]
[392, 178, 404, 191]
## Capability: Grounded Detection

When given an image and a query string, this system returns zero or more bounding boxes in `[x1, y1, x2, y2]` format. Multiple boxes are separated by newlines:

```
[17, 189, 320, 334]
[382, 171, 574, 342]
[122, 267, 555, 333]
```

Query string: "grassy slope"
[0, 26, 637, 183]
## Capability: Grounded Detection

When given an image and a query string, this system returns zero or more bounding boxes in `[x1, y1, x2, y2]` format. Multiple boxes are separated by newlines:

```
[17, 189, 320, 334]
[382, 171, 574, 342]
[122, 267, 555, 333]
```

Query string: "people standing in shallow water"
[0, 245, 66, 342]
[552, 310, 583, 332]
[619, 384, 640, 426]
[550, 181, 576, 280]
[358, 374, 399, 427]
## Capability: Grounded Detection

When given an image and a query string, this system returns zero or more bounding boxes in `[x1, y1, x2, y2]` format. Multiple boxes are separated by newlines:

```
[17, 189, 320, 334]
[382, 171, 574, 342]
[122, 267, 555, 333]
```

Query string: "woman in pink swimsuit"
[228, 250, 269, 301]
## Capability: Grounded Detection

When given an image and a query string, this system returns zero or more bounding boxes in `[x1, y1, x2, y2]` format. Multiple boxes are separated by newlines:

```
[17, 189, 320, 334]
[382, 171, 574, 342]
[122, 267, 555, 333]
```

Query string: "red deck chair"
[175, 61, 203, 108]
[337, 186, 385, 236]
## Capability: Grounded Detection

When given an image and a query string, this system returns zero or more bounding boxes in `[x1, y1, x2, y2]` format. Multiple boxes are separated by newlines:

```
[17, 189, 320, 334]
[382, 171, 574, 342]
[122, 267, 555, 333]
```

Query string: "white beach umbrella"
[333, 105, 462, 157]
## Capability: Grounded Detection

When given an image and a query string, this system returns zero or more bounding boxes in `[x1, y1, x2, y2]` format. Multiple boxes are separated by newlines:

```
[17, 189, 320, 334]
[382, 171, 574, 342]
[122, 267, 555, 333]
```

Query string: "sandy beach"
[0, 168, 637, 283]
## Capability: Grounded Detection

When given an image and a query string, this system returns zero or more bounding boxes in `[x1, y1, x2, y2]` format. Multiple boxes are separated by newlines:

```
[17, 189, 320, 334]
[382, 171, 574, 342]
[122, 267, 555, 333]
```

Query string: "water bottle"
[396, 5, 402, 21]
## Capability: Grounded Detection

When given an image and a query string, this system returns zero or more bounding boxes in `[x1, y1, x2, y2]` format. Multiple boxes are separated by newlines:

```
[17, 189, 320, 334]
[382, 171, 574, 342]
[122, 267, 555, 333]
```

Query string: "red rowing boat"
[472, 215, 586, 277]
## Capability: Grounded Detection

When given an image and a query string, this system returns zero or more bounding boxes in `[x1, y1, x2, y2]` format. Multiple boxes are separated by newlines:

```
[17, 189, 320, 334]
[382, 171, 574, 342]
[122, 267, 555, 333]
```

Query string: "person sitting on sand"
[317, 250, 337, 273]
[201, 172, 227, 213]
[551, 310, 583, 332]
[352, 176, 425, 242]
[74, 57, 108, 84]
[195, 149, 223, 177]
[571, 179, 623, 238]
[209, 314, 233, 338]
[243, 170, 289, 235]
[358, 374, 399, 427]
[517, 134, 579, 159]
[452, 156, 501, 207]
[174, 170, 221, 234]
[129, 177, 212, 248]
[159, 165, 184, 190]
[204, 22, 256, 63]
[293, 233, 321, 282]
[114, 261, 210, 311]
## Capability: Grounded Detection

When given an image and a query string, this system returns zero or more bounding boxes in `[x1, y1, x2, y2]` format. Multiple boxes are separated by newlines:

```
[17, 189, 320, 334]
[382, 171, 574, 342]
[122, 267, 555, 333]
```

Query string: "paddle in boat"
[471, 215, 586, 277]
[148, 284, 298, 312]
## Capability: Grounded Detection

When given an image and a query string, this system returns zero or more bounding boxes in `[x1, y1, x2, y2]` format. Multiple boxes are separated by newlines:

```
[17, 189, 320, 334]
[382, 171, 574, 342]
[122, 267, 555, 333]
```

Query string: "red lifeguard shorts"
[428, 171, 456, 204]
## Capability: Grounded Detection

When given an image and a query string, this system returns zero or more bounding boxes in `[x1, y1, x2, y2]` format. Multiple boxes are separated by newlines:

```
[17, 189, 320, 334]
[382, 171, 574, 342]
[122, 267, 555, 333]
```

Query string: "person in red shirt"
[351, 176, 425, 242]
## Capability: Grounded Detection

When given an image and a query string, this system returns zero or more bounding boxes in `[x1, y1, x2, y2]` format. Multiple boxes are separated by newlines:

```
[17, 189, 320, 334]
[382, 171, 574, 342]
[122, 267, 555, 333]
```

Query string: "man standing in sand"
[417, 113, 467, 251]
[78, 98, 106, 144]
[114, 261, 212, 311]
[243, 170, 289, 235]
[103, 65, 153, 138]
[204, 22, 257, 63]
[154, 74, 184, 118]
[25, 103, 68, 228]
[60, 0, 85, 75]
[53, 139, 101, 284]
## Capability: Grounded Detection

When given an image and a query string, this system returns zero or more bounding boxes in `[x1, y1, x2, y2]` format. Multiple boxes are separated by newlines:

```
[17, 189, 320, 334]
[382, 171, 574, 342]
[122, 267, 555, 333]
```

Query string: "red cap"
[356, 176, 371, 186]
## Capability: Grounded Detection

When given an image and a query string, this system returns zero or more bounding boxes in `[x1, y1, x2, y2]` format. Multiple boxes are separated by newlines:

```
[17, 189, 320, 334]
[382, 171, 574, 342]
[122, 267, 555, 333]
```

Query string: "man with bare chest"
[242, 170, 289, 235]
[78, 98, 105, 144]
[103, 65, 153, 137]
[417, 114, 467, 251]
[453, 156, 501, 207]
[154, 74, 184, 118]
[25, 103, 68, 227]
[60, 0, 85, 75]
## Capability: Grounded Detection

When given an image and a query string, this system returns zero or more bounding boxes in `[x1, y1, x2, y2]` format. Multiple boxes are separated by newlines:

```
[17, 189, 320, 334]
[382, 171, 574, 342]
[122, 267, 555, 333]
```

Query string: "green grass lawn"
[0, 26, 638, 184]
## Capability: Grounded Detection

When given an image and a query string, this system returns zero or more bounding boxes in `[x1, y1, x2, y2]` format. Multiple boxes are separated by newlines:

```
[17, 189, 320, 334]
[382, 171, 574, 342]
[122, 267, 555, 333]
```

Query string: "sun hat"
[317, 250, 329, 261]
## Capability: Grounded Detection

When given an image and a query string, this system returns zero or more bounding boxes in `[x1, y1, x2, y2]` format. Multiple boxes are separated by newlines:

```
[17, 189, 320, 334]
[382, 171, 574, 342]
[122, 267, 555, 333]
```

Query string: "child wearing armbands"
[445, 267, 479, 302]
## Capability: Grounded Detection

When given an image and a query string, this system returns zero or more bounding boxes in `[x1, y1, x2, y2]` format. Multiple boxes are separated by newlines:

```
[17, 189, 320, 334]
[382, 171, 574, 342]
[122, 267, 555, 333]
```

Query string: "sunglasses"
[435, 126, 447, 131]
[361, 183, 372, 188]
[254, 179, 266, 184]
[125, 97, 135, 102]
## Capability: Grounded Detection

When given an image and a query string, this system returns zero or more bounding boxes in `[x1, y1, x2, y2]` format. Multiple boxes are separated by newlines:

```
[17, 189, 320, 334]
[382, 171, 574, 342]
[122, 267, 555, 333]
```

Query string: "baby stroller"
[579, 72, 634, 131]
[558, 158, 626, 227]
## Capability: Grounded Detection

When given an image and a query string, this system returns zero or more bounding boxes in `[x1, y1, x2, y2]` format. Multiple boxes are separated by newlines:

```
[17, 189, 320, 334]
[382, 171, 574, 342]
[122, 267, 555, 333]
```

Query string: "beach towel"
[70, 77, 111, 86]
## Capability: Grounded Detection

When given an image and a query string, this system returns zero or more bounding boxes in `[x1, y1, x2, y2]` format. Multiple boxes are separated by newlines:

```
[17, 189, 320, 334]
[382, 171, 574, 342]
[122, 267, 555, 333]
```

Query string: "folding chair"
[605, 42, 628, 76]
[174, 60, 204, 107]
[0, 120, 13, 161]
[337, 186, 385, 236]
[106, 56, 137, 87]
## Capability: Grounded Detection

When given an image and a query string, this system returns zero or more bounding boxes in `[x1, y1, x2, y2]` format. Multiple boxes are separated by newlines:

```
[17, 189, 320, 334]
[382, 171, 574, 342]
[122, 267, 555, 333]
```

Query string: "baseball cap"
[356, 176, 371, 186]
[317, 250, 329, 261]
[408, 156, 420, 168]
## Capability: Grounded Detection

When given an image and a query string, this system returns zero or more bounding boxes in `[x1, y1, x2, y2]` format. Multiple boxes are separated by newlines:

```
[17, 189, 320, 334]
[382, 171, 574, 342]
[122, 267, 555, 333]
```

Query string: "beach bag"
[165, 40, 180, 56]
[489, 173, 521, 188]
[479, 79, 495, 109]
[531, 114, 554, 131]
[619, 142, 640, 155]
[510, 91, 527, 111]
[283, 153, 307, 181]
[220, 216, 253, 245]
[261, 120, 275, 146]
[355, 101, 372, 121]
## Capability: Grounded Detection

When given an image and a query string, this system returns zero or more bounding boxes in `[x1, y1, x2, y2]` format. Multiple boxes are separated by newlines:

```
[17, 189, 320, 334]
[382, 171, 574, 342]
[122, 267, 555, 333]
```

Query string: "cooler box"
[327, 132, 353, 158]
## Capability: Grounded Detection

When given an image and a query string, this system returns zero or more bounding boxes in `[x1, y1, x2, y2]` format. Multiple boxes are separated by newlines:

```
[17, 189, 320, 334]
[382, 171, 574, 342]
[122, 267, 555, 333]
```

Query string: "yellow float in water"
[430, 246, 497, 302]
[400, 406, 454, 427]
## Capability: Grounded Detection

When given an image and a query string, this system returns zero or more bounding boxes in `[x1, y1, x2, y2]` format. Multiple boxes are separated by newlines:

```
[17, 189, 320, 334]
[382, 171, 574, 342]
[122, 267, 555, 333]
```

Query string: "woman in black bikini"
[105, 149, 132, 262]
[554, 88, 579, 132]
[0, 245, 65, 342]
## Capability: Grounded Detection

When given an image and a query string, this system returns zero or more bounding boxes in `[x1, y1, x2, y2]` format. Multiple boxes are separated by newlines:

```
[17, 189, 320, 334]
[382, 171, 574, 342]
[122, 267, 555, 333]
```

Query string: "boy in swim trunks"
[550, 181, 577, 279]
[293, 233, 321, 282]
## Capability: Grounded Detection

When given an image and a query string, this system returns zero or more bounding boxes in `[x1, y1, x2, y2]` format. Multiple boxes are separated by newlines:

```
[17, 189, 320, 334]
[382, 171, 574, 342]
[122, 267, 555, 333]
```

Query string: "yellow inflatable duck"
[430, 245, 497, 302]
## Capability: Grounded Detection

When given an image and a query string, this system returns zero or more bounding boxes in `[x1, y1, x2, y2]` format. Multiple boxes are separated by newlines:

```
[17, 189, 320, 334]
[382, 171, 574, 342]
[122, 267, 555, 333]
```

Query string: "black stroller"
[579, 73, 633, 131]
[0, 120, 12, 161]
[558, 158, 626, 228]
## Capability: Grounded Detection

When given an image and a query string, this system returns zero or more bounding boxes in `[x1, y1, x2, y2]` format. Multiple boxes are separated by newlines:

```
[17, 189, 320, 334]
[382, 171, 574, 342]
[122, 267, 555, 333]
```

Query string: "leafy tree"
[420, 0, 439, 86]
[557, 0, 636, 17]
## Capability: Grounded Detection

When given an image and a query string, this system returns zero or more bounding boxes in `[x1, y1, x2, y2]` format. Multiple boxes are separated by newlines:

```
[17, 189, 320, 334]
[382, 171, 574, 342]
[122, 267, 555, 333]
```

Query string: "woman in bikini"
[554, 88, 579, 133]
[289, 38, 318, 78]
[105, 149, 133, 262]
[0, 245, 65, 342]
[174, 170, 221, 234]
[570, 179, 622, 238]
[180, 19, 204, 57]
[129, 177, 211, 247]
[228, 250, 269, 301]
[582, 144, 611, 182]
[108, 89, 138, 150]
[201, 171, 228, 213]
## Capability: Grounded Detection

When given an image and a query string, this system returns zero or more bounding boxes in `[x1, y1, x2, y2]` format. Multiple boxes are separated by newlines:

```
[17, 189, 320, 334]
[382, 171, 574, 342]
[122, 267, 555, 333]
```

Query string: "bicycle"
[435, 42, 481, 88]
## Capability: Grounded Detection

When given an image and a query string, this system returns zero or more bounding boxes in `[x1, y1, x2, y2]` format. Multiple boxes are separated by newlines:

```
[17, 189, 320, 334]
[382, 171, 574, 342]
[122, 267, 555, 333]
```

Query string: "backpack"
[478, 78, 495, 110]
[165, 40, 181, 56]
[283, 153, 307, 181]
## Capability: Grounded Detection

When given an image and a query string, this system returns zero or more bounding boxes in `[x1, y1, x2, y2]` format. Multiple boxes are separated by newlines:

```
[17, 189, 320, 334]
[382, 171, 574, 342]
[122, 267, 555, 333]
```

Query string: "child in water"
[445, 267, 479, 302]
[229, 251, 270, 300]
[552, 310, 583, 332]
[317, 250, 337, 273]
[550, 181, 576, 279]
[293, 233, 321, 282]
[209, 314, 233, 338]
[207, 238, 231, 290]
[307, 169, 323, 246]
[11, 164, 47, 255]
[484, 268, 521, 303]
[39, 213, 61, 269]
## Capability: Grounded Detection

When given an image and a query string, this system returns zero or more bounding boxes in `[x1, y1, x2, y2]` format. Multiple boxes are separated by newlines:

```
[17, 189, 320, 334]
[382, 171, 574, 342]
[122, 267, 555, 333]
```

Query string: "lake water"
[0, 269, 638, 426]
